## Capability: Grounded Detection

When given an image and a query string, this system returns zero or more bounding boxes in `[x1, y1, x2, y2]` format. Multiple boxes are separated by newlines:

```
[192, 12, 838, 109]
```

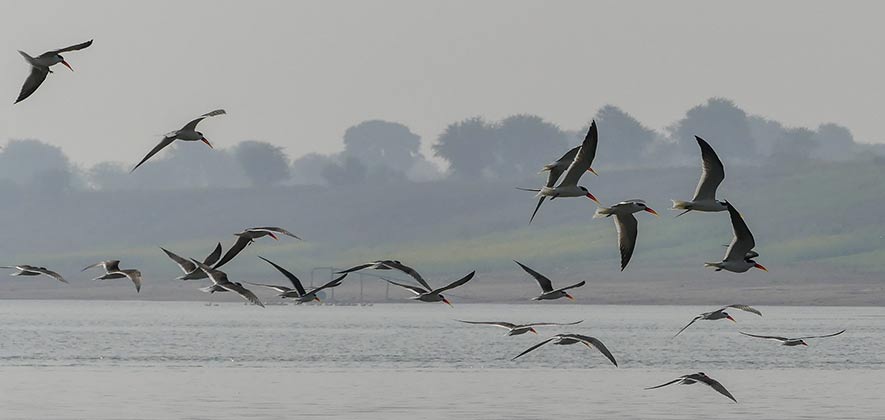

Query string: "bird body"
[514, 260, 584, 301]
[739, 330, 845, 346]
[674, 304, 762, 337]
[15, 40, 93, 103]
[131, 109, 226, 172]
[705, 201, 766, 273]
[1, 265, 67, 283]
[160, 243, 223, 280]
[594, 199, 658, 270]
[82, 260, 142, 293]
[646, 372, 737, 403]
[212, 227, 301, 269]
[457, 320, 583, 336]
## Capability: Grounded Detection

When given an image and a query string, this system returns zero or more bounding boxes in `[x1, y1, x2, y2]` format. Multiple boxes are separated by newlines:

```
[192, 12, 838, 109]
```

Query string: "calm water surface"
[0, 301, 882, 419]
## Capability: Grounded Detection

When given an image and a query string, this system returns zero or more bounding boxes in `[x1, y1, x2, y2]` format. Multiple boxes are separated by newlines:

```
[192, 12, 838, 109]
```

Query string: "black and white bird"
[645, 372, 737, 403]
[739, 330, 845, 346]
[131, 109, 226, 172]
[82, 260, 142, 293]
[527, 130, 600, 223]
[190, 260, 264, 307]
[160, 243, 223, 280]
[518, 121, 601, 221]
[511, 333, 618, 366]
[674, 304, 762, 337]
[213, 227, 301, 269]
[672, 136, 728, 216]
[594, 199, 658, 270]
[456, 320, 583, 336]
[514, 260, 585, 301]
[336, 260, 402, 274]
[1, 265, 67, 284]
[704, 202, 767, 273]
[246, 256, 346, 303]
[15, 39, 93, 104]
[383, 261, 475, 306]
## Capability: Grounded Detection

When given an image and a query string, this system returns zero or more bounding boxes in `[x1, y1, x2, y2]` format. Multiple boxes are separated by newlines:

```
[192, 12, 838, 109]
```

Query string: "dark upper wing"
[528, 196, 547, 224]
[696, 375, 737, 403]
[551, 280, 585, 294]
[15, 66, 49, 104]
[313, 273, 347, 293]
[213, 236, 252, 269]
[511, 337, 556, 360]
[722, 304, 762, 316]
[248, 226, 301, 240]
[723, 202, 755, 262]
[258, 256, 306, 296]
[202, 243, 223, 266]
[52, 39, 94, 53]
[33, 267, 68, 284]
[546, 146, 580, 186]
[557, 120, 598, 187]
[524, 320, 583, 327]
[222, 282, 265, 307]
[181, 109, 226, 132]
[691, 136, 725, 201]
[567, 334, 618, 366]
[673, 316, 703, 337]
[336, 263, 374, 274]
[513, 260, 553, 292]
[432, 271, 475, 294]
[243, 282, 292, 293]
[386, 279, 427, 295]
[644, 377, 684, 390]
[160, 247, 196, 274]
[382, 261, 431, 291]
[457, 320, 518, 329]
[739, 331, 788, 341]
[796, 329, 846, 340]
[131, 136, 176, 172]
[614, 213, 638, 271]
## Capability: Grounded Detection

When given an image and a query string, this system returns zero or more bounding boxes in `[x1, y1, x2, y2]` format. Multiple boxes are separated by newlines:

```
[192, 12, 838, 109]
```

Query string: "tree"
[321, 155, 368, 186]
[233, 141, 291, 187]
[342, 120, 422, 171]
[589, 105, 658, 167]
[495, 114, 568, 178]
[291, 153, 336, 185]
[813, 123, 856, 161]
[668, 98, 757, 163]
[770, 127, 817, 164]
[0, 139, 75, 186]
[432, 117, 498, 179]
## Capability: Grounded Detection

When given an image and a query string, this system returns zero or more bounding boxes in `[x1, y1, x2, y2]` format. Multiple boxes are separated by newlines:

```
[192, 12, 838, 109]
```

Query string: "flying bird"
[336, 260, 402, 274]
[672, 136, 727, 217]
[738, 330, 845, 346]
[518, 121, 601, 219]
[594, 199, 658, 270]
[191, 260, 264, 307]
[456, 320, 583, 336]
[511, 333, 618, 366]
[246, 256, 346, 303]
[15, 39, 93, 104]
[514, 260, 585, 301]
[383, 261, 475, 306]
[674, 304, 762, 337]
[131, 109, 226, 172]
[645, 372, 737, 403]
[213, 227, 301, 269]
[528, 134, 600, 223]
[1, 265, 67, 284]
[82, 260, 142, 293]
[160, 243, 223, 280]
[704, 202, 767, 273]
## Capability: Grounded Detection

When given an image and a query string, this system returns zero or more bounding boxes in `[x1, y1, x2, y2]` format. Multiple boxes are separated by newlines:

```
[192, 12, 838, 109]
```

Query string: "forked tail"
[593, 207, 615, 219]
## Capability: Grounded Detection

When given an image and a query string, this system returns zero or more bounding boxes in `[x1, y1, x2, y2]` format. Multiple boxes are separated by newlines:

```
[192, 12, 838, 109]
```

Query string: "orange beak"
[585, 193, 601, 206]
[645, 208, 659, 217]
[441, 298, 453, 307]
[726, 315, 736, 323]
[801, 342, 808, 346]
[529, 328, 538, 334]
[268, 232, 279, 240]
[201, 137, 213, 149]
[565, 293, 575, 301]
[587, 167, 598, 176]
[313, 296, 321, 302]
[754, 263, 768, 272]
[61, 60, 73, 71]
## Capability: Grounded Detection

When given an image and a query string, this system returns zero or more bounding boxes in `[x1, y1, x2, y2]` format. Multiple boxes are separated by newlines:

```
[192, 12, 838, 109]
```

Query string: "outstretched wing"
[15, 65, 50, 104]
[644, 377, 684, 390]
[796, 329, 846, 340]
[524, 320, 583, 327]
[213, 236, 252, 269]
[202, 243, 223, 266]
[551, 280, 585, 294]
[382, 261, 432, 292]
[431, 271, 475, 294]
[614, 213, 638, 271]
[248, 226, 301, 240]
[691, 136, 725, 201]
[33, 267, 68, 284]
[557, 121, 598, 188]
[528, 196, 547, 224]
[181, 109, 226, 132]
[160, 247, 196, 274]
[242, 282, 292, 293]
[566, 334, 618, 366]
[511, 337, 556, 360]
[221, 282, 265, 307]
[52, 39, 94, 53]
[313, 273, 347, 293]
[674, 316, 702, 337]
[721, 304, 762, 316]
[131, 136, 176, 172]
[336, 263, 374, 274]
[456, 320, 518, 329]
[258, 256, 306, 296]
[723, 202, 755, 262]
[513, 260, 554, 292]
[386, 279, 427, 295]
[696, 374, 737, 403]
[739, 331, 788, 341]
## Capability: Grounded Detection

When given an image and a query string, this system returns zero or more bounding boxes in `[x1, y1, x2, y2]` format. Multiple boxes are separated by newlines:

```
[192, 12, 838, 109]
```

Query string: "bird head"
[197, 132, 213, 149]
[579, 187, 600, 205]
[564, 293, 575, 301]
[440, 295, 453, 307]
[636, 201, 659, 217]
[724, 313, 736, 323]
[799, 340, 808, 346]
[56, 54, 73, 71]
[750, 260, 768, 272]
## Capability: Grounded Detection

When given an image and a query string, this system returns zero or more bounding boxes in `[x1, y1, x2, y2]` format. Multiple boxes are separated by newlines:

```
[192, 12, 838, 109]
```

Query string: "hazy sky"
[1, 1, 883, 166]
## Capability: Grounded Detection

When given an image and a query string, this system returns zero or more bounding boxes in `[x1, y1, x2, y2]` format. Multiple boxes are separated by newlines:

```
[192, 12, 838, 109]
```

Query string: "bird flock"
[8, 39, 848, 405]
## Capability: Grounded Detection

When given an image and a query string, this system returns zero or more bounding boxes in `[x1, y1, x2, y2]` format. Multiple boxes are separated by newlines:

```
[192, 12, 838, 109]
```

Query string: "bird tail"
[538, 164, 555, 174]
[703, 262, 722, 270]
[593, 207, 614, 219]
[516, 187, 541, 192]
[671, 200, 691, 210]
[18, 51, 34, 62]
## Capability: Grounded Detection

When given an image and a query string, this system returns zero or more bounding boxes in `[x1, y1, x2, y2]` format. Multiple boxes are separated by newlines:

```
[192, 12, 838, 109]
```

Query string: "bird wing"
[551, 280, 585, 294]
[511, 337, 557, 360]
[691, 136, 725, 201]
[673, 316, 703, 337]
[221, 282, 265, 307]
[557, 121, 598, 187]
[257, 256, 306, 296]
[32, 267, 68, 284]
[723, 202, 756, 262]
[386, 279, 427, 295]
[122, 270, 142, 293]
[160, 247, 196, 274]
[131, 136, 176, 172]
[524, 320, 583, 327]
[696, 374, 737, 403]
[457, 320, 518, 329]
[381, 261, 432, 292]
[15, 66, 50, 104]
[213, 236, 252, 269]
[722, 304, 762, 316]
[312, 273, 347, 293]
[431, 271, 475, 294]
[82, 260, 119, 272]
[528, 196, 547, 224]
[546, 146, 580, 186]
[513, 260, 554, 292]
[614, 213, 638, 271]
[336, 263, 374, 274]
[566, 334, 618, 366]
[202, 243, 223, 266]
[644, 377, 684, 390]
[739, 331, 788, 341]
[190, 259, 227, 285]
[52, 39, 94, 53]
[181, 109, 226, 132]
[248, 226, 302, 240]
[242, 282, 292, 293]
[796, 329, 846, 340]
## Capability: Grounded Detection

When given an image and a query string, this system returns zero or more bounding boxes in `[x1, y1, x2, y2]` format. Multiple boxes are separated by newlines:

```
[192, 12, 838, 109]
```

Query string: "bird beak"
[442, 298, 453, 307]
[565, 293, 575, 301]
[201, 137, 214, 149]
[726, 315, 736, 323]
[268, 232, 279, 240]
[802, 342, 808, 346]
[530, 328, 538, 334]
[645, 208, 659, 217]
[61, 60, 73, 71]
[587, 167, 598, 176]
[754, 263, 768, 272]
[313, 297, 321, 302]
[585, 193, 601, 205]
